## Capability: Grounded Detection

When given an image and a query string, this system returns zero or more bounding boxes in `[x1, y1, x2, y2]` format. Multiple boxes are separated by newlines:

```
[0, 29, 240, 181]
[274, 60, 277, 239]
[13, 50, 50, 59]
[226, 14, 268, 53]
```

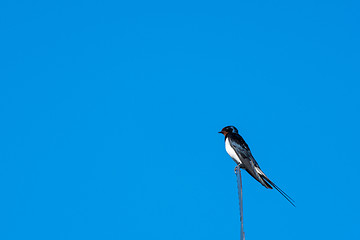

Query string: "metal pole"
[236, 165, 245, 240]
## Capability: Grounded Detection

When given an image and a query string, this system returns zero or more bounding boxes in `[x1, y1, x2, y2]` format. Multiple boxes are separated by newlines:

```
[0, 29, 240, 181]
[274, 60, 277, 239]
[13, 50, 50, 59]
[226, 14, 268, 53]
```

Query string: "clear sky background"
[1, 0, 359, 239]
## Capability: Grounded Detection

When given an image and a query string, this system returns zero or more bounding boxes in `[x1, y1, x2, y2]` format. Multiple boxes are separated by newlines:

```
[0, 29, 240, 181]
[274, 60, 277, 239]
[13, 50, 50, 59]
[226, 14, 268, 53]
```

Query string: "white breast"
[225, 137, 242, 165]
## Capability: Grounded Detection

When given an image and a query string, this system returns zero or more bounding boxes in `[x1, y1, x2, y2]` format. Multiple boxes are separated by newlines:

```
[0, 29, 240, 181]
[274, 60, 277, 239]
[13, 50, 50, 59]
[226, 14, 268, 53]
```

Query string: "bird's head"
[218, 126, 238, 136]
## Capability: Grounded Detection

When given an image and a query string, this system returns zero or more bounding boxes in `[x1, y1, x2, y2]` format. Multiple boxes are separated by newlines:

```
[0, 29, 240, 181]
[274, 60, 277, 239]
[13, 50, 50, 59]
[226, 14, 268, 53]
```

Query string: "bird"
[219, 126, 295, 207]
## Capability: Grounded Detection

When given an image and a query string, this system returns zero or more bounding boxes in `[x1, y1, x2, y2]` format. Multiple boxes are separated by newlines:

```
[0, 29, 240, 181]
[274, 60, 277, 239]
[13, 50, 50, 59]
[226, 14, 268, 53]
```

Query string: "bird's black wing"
[229, 133, 296, 207]
[228, 133, 271, 188]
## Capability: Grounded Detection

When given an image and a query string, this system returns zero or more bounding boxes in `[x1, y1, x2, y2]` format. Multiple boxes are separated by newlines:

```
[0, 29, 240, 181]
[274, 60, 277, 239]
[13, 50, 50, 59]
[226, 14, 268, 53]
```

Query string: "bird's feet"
[234, 165, 239, 174]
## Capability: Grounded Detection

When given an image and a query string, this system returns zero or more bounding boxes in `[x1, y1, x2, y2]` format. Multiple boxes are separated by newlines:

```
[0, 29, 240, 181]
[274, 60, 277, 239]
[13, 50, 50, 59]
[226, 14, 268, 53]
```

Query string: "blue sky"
[1, 0, 359, 239]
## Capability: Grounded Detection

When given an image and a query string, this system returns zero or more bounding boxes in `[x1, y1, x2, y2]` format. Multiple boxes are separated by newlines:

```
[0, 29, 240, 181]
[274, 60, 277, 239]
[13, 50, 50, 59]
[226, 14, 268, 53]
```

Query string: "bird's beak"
[218, 131, 223, 134]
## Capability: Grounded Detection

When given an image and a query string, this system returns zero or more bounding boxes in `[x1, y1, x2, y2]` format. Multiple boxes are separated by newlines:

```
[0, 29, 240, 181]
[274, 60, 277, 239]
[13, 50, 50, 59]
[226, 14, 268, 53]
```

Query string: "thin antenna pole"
[235, 165, 245, 240]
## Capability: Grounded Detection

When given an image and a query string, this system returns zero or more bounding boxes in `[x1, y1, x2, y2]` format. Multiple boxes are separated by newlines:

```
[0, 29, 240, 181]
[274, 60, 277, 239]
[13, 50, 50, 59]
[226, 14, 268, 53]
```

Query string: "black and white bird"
[219, 126, 295, 207]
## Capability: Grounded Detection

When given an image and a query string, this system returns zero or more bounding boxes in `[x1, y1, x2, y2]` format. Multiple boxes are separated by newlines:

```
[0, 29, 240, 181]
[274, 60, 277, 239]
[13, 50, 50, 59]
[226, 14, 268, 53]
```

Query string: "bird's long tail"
[258, 170, 296, 207]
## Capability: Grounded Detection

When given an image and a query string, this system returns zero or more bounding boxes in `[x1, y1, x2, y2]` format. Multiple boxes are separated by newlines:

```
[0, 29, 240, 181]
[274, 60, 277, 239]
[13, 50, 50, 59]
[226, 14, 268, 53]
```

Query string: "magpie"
[219, 126, 295, 207]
